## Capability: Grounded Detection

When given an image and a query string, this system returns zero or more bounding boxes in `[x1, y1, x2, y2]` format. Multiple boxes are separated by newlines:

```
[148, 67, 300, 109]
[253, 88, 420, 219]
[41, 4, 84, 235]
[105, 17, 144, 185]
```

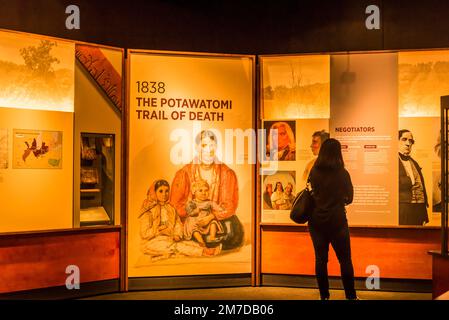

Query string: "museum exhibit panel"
[0, 29, 123, 296]
[125, 50, 256, 289]
[258, 51, 446, 291]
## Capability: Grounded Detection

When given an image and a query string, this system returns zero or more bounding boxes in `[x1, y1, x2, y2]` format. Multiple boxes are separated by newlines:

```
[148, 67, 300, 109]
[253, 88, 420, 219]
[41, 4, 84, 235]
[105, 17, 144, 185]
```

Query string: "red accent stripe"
[75, 45, 122, 111]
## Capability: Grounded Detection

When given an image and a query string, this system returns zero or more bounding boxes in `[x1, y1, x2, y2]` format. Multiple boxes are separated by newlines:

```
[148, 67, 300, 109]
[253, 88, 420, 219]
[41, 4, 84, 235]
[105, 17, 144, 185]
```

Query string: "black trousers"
[308, 221, 357, 299]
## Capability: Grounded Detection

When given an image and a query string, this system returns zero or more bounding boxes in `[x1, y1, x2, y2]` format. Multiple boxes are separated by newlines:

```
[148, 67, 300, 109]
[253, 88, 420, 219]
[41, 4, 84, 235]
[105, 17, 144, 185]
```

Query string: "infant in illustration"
[184, 180, 225, 248]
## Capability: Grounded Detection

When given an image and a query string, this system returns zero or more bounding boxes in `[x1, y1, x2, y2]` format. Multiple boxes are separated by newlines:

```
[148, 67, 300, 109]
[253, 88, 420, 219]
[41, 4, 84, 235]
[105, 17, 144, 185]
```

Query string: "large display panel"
[127, 51, 254, 277]
[261, 50, 449, 227]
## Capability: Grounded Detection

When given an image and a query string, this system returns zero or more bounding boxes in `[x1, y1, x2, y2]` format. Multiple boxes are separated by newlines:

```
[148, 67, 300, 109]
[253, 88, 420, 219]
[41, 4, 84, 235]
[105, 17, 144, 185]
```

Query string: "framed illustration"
[127, 50, 255, 278]
[13, 129, 63, 169]
[262, 171, 296, 210]
[0, 128, 7, 169]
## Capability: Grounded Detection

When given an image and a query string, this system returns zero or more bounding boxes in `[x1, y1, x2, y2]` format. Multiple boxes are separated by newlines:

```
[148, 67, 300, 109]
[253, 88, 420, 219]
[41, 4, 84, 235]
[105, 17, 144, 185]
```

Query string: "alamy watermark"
[65, 265, 80, 290]
[365, 264, 381, 290]
[169, 123, 279, 175]
[65, 5, 80, 30]
[365, 5, 380, 30]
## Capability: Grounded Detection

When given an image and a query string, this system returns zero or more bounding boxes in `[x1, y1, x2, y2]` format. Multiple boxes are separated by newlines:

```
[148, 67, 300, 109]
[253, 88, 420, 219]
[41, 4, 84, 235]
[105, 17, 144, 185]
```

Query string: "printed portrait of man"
[265, 121, 296, 161]
[398, 129, 429, 226]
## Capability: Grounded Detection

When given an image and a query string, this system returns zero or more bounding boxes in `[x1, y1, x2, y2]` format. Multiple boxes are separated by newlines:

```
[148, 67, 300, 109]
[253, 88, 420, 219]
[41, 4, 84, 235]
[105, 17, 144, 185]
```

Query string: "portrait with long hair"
[264, 120, 296, 161]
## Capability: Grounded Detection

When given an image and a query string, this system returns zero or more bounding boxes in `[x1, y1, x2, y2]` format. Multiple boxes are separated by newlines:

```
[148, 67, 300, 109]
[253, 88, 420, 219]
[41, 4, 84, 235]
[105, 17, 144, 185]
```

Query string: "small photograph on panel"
[264, 120, 296, 161]
[0, 128, 7, 169]
[262, 171, 296, 210]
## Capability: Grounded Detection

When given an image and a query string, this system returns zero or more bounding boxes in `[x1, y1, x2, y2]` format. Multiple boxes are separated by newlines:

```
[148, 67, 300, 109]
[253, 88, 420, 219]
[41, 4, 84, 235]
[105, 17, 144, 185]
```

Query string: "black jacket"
[309, 167, 353, 228]
[398, 156, 428, 207]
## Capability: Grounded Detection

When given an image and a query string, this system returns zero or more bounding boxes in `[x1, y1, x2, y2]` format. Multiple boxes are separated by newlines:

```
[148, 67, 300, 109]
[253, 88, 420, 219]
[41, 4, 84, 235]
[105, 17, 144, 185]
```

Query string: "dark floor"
[84, 287, 432, 300]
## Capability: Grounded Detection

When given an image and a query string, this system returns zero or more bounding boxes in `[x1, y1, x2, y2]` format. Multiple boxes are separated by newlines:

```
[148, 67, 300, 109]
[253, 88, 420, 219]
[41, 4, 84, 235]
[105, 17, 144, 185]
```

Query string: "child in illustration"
[138, 179, 184, 261]
[138, 179, 221, 261]
[184, 180, 225, 251]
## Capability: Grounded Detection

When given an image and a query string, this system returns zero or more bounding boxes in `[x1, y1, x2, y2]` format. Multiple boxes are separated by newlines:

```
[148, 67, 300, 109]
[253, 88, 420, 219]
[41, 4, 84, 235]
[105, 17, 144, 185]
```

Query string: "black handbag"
[290, 180, 315, 224]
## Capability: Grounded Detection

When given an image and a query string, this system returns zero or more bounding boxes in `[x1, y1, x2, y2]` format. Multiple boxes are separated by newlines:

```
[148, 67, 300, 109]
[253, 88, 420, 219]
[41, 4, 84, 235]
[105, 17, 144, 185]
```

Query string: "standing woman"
[308, 138, 357, 300]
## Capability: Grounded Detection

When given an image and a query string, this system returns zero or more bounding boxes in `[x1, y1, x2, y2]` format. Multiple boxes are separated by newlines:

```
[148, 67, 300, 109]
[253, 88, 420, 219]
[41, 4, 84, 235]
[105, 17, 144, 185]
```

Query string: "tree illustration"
[20, 40, 60, 76]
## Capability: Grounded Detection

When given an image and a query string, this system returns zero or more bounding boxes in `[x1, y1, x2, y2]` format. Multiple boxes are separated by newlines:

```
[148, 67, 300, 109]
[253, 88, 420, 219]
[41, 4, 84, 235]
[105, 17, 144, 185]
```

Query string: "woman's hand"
[197, 213, 214, 227]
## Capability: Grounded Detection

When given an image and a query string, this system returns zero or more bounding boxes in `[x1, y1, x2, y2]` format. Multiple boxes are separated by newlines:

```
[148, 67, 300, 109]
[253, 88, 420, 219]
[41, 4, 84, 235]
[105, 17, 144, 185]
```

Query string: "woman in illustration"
[170, 130, 244, 251]
[271, 181, 286, 209]
[139, 179, 220, 261]
[184, 180, 224, 250]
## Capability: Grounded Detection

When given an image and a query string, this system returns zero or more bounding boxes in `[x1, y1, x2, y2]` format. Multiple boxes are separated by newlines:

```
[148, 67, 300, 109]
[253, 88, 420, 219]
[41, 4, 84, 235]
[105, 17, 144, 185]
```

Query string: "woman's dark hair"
[314, 138, 344, 170]
[273, 181, 284, 192]
[154, 179, 170, 192]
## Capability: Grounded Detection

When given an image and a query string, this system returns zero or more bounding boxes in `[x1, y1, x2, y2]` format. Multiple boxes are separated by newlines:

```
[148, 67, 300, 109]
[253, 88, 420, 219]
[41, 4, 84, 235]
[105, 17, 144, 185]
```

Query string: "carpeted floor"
[84, 286, 431, 300]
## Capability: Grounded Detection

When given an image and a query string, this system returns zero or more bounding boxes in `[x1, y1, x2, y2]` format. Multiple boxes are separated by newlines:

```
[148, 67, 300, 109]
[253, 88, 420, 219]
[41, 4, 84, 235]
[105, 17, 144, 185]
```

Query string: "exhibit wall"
[0, 30, 75, 233]
[0, 19, 448, 294]
[127, 51, 254, 278]
[260, 51, 449, 228]
[259, 51, 445, 283]
[74, 44, 123, 227]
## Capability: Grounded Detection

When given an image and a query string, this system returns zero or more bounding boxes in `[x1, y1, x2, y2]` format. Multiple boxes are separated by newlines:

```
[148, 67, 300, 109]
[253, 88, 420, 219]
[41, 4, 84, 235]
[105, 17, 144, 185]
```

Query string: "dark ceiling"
[0, 0, 448, 54]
